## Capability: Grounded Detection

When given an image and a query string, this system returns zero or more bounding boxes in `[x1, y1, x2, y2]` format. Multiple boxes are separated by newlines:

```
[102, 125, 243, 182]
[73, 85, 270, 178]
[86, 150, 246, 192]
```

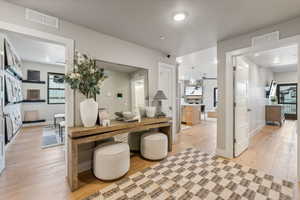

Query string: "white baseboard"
[216, 148, 233, 158]
[249, 123, 264, 137]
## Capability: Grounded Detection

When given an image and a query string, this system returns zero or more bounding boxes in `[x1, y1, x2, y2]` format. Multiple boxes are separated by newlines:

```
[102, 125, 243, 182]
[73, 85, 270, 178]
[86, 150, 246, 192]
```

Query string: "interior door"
[234, 56, 250, 157]
[0, 34, 5, 174]
[159, 66, 172, 117]
[159, 63, 176, 139]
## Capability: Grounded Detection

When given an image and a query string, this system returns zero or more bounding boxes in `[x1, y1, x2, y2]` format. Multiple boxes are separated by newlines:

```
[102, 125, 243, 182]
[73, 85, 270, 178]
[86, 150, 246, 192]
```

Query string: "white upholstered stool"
[93, 142, 130, 181]
[141, 132, 168, 160]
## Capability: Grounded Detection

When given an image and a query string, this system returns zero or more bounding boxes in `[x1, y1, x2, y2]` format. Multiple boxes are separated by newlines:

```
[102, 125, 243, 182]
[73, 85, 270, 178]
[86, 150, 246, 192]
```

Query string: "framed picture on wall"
[27, 70, 40, 81]
[27, 89, 40, 100]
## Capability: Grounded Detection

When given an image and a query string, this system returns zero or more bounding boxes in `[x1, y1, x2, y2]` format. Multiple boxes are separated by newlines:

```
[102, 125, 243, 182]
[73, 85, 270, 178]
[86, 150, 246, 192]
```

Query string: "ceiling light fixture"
[176, 57, 183, 64]
[173, 12, 187, 21]
[273, 57, 280, 64]
[254, 53, 260, 57]
[213, 58, 218, 64]
[160, 36, 165, 40]
[46, 56, 50, 62]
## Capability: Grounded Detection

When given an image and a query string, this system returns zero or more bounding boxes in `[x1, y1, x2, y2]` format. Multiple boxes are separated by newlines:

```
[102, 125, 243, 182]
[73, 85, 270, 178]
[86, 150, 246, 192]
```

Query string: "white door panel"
[159, 63, 176, 142]
[234, 57, 250, 157]
[159, 67, 172, 117]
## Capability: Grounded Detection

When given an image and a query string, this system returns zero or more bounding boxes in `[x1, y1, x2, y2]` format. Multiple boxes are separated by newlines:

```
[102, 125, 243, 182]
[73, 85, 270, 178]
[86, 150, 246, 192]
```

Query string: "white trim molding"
[0, 20, 75, 177]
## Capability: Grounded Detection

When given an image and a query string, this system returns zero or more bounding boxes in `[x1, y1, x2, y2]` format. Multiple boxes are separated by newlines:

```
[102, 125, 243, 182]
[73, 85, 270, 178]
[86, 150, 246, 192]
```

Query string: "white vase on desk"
[145, 106, 156, 118]
[80, 98, 98, 127]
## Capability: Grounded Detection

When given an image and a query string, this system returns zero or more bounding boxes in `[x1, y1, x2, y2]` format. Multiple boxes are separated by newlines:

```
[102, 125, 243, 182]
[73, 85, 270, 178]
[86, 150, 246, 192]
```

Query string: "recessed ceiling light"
[213, 58, 218, 64]
[273, 57, 280, 64]
[173, 12, 187, 21]
[160, 36, 165, 40]
[254, 53, 260, 57]
[176, 57, 183, 64]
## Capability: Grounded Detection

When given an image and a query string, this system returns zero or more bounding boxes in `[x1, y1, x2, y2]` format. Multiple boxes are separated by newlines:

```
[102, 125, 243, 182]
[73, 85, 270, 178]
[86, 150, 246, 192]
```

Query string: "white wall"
[21, 61, 65, 123]
[274, 71, 297, 83]
[217, 16, 300, 159]
[203, 79, 217, 111]
[178, 47, 217, 80]
[243, 57, 274, 137]
[0, 1, 176, 126]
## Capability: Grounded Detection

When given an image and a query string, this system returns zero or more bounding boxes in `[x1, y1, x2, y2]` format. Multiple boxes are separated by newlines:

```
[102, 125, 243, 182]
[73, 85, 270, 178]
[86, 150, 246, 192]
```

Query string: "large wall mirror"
[95, 60, 149, 119]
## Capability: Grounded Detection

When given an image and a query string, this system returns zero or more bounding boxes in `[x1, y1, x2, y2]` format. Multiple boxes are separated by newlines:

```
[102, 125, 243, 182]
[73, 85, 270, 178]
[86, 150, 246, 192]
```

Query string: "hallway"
[0, 120, 299, 199]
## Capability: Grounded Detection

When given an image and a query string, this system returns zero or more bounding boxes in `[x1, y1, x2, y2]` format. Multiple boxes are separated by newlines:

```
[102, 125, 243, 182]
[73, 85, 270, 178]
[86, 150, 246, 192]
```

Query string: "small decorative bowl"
[122, 112, 135, 119]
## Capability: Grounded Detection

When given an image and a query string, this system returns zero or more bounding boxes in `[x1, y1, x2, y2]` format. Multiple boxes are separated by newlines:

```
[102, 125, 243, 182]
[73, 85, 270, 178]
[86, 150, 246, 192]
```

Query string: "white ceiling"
[178, 47, 217, 80]
[6, 0, 300, 56]
[4, 31, 65, 66]
[245, 45, 298, 72]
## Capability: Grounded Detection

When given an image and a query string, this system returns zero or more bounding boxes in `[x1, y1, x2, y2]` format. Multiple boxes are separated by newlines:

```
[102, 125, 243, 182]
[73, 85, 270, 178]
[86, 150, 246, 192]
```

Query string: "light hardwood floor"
[0, 119, 299, 200]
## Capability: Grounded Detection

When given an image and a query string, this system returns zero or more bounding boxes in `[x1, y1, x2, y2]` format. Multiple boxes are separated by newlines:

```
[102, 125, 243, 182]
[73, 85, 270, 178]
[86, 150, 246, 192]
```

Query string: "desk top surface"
[68, 117, 171, 138]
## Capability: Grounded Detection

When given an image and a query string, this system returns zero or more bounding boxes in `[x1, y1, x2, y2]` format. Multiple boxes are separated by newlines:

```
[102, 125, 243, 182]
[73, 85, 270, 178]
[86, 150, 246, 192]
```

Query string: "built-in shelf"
[22, 80, 46, 84]
[5, 101, 23, 106]
[22, 99, 46, 103]
[22, 119, 46, 124]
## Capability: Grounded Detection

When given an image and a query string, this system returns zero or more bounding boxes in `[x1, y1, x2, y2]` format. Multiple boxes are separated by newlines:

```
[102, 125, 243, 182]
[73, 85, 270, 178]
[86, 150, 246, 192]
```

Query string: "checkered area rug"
[84, 148, 294, 200]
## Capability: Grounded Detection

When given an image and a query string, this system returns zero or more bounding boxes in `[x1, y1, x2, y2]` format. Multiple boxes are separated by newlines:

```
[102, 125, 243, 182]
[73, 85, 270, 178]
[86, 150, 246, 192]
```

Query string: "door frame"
[158, 62, 177, 143]
[0, 34, 5, 175]
[0, 20, 75, 176]
[225, 34, 300, 180]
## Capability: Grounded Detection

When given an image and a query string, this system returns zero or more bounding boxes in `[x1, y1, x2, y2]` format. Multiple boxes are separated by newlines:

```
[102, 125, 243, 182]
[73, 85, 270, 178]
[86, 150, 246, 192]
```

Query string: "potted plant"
[65, 51, 107, 127]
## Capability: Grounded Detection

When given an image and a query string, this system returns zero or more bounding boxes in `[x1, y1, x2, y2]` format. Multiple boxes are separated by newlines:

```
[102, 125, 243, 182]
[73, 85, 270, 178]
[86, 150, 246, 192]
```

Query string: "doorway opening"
[0, 22, 74, 199]
[176, 47, 218, 154]
[233, 44, 298, 182]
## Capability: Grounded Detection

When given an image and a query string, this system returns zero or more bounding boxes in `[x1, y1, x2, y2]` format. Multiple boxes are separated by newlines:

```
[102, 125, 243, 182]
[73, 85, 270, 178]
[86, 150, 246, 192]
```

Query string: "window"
[47, 73, 65, 104]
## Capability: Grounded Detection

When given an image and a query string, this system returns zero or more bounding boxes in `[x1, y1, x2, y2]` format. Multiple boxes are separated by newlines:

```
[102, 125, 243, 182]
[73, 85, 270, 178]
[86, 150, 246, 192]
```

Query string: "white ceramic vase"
[145, 106, 156, 118]
[80, 98, 98, 127]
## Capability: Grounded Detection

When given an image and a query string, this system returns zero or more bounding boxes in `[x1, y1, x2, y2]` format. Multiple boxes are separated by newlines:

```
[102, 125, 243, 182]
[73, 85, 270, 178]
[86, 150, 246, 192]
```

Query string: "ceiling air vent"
[252, 31, 279, 47]
[25, 9, 59, 29]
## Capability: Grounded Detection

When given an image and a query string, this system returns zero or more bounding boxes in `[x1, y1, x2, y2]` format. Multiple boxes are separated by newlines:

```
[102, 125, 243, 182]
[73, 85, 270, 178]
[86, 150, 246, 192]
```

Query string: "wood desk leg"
[159, 125, 172, 152]
[67, 137, 78, 191]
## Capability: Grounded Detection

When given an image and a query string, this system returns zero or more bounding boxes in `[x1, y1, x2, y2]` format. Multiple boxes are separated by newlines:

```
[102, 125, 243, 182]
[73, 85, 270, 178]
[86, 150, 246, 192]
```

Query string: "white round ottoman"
[141, 132, 168, 160]
[93, 142, 130, 181]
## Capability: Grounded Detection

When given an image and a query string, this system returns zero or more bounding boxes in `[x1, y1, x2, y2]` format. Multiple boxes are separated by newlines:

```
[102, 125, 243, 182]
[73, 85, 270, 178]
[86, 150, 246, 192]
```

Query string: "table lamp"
[153, 90, 167, 117]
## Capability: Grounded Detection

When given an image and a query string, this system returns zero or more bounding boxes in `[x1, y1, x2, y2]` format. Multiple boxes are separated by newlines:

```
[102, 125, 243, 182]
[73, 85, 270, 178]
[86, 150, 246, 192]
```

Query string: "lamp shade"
[153, 90, 167, 100]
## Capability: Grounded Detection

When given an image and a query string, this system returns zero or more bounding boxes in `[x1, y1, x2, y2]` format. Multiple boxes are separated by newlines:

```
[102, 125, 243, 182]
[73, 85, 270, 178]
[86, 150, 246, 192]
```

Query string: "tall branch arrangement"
[65, 51, 107, 99]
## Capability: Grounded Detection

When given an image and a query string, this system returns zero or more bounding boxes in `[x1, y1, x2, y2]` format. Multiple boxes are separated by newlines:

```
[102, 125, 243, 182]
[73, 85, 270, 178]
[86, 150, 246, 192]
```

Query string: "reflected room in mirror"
[95, 60, 149, 121]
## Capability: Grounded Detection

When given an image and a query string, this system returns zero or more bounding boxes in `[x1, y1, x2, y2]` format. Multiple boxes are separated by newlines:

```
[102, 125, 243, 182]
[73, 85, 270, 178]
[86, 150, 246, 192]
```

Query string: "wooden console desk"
[67, 117, 172, 191]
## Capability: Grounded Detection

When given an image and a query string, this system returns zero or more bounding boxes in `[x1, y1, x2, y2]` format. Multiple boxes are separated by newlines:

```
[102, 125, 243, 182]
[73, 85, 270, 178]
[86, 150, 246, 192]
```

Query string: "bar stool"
[58, 121, 65, 142]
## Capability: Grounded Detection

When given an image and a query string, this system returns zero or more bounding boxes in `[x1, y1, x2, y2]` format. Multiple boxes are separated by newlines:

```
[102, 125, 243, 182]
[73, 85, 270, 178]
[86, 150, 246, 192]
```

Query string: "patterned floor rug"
[84, 148, 294, 200]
